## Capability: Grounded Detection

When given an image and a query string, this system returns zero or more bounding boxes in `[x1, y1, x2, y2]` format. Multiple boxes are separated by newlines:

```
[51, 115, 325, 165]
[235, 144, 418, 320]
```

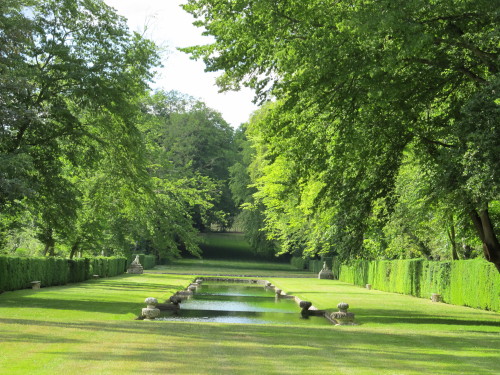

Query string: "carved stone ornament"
[318, 262, 334, 279]
[127, 255, 144, 274]
[142, 297, 160, 320]
[331, 302, 356, 325]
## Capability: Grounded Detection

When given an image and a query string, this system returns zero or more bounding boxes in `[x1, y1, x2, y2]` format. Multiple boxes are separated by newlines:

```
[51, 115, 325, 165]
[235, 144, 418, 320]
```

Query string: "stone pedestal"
[127, 255, 144, 274]
[141, 297, 160, 320]
[299, 300, 312, 318]
[318, 262, 334, 279]
[331, 302, 355, 326]
[431, 293, 441, 302]
[366, 284, 372, 290]
[31, 281, 41, 290]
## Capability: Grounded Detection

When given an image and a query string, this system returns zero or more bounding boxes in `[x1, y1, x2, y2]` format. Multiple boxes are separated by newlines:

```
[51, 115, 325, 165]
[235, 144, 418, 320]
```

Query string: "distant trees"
[139, 91, 238, 231]
[229, 125, 277, 257]
[184, 0, 500, 270]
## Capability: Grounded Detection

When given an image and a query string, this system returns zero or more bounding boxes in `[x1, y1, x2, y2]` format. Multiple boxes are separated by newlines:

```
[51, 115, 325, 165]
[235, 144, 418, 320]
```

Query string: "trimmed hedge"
[309, 260, 324, 273]
[340, 259, 500, 312]
[0, 256, 127, 292]
[90, 257, 127, 277]
[68, 258, 90, 283]
[142, 255, 155, 270]
[291, 256, 309, 270]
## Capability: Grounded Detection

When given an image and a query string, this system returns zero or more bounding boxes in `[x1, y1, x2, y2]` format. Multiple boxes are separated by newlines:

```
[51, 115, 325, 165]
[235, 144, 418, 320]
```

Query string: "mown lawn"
[0, 260, 499, 374]
[151, 258, 313, 277]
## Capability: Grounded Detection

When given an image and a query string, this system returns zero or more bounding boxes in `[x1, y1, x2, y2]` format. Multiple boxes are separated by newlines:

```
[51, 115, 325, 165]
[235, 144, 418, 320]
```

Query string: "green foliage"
[340, 259, 500, 311]
[139, 90, 237, 231]
[183, 0, 500, 270]
[229, 125, 278, 257]
[0, 0, 160, 257]
[0, 256, 68, 291]
[67, 258, 90, 283]
[290, 256, 308, 270]
[143, 255, 156, 270]
[89, 257, 127, 278]
[308, 260, 324, 274]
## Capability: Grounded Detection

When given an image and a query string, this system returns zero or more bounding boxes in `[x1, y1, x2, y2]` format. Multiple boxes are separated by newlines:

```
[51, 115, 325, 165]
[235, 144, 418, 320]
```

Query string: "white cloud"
[104, 0, 259, 127]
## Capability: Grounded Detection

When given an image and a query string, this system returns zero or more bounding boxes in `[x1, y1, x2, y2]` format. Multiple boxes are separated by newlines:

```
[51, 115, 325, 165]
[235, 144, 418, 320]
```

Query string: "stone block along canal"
[158, 280, 331, 325]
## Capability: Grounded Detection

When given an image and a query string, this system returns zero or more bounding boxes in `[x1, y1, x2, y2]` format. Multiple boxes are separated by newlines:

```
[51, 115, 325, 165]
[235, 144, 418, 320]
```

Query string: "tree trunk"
[42, 228, 55, 256]
[470, 209, 500, 272]
[69, 241, 80, 259]
[447, 215, 459, 260]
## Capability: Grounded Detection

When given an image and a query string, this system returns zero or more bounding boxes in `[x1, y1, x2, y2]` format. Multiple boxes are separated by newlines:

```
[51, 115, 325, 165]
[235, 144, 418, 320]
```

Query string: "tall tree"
[0, 0, 159, 253]
[229, 124, 277, 257]
[183, 0, 500, 270]
[140, 91, 237, 231]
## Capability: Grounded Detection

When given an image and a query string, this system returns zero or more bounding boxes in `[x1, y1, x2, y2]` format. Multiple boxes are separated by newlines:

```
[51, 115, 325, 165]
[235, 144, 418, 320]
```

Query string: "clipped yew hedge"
[339, 259, 500, 312]
[0, 256, 127, 292]
[291, 256, 309, 270]
[90, 257, 127, 277]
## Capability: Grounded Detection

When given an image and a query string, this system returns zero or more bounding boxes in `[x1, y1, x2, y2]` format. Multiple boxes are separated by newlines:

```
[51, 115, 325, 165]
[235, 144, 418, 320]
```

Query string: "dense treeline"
[0, 0, 237, 261]
[186, 0, 500, 271]
[2, 0, 499, 272]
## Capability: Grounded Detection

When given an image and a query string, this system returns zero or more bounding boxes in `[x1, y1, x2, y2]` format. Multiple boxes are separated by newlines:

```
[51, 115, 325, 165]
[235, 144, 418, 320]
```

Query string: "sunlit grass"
[152, 258, 313, 277]
[0, 259, 499, 374]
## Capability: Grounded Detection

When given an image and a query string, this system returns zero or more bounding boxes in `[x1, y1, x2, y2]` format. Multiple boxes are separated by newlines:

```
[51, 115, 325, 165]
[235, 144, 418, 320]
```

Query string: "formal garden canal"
[156, 279, 331, 325]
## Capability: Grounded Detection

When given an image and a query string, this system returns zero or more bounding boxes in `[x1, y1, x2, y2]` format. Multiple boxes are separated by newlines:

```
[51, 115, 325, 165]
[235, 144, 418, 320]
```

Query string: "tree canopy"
[0, 1, 237, 261]
[184, 0, 500, 270]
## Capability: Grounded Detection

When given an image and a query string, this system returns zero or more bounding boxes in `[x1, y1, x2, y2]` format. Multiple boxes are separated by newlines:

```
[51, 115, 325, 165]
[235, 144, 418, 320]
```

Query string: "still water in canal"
[158, 281, 330, 325]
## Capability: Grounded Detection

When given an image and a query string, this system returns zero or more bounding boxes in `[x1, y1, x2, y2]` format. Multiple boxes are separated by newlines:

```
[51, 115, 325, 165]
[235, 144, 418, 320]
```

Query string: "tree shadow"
[352, 308, 500, 327]
[1, 318, 498, 374]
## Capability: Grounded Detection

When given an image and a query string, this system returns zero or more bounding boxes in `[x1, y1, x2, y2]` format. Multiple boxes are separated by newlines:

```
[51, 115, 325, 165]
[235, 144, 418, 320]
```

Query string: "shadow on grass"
[2, 298, 142, 315]
[1, 318, 499, 374]
[72, 282, 186, 292]
[1, 331, 84, 344]
[353, 308, 500, 327]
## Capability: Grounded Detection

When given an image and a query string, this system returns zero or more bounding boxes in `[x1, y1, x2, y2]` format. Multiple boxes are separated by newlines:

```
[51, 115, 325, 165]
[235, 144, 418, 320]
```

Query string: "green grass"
[198, 232, 289, 262]
[151, 258, 313, 277]
[0, 259, 499, 374]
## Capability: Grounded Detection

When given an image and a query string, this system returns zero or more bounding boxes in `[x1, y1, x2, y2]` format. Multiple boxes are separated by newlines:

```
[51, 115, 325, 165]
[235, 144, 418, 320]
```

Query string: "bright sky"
[104, 0, 259, 128]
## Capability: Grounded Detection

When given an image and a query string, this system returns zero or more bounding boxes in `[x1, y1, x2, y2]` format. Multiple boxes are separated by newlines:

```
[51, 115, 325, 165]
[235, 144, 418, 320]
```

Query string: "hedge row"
[90, 257, 128, 278]
[340, 259, 500, 312]
[0, 256, 127, 292]
[290, 256, 308, 270]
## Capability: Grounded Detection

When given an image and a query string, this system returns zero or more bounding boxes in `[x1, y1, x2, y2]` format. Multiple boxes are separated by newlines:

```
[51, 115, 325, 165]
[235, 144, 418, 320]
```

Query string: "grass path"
[0, 260, 499, 374]
[151, 258, 313, 277]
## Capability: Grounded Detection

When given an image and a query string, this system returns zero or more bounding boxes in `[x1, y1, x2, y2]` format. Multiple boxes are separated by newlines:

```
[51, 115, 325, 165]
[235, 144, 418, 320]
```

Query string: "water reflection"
[158, 282, 330, 325]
